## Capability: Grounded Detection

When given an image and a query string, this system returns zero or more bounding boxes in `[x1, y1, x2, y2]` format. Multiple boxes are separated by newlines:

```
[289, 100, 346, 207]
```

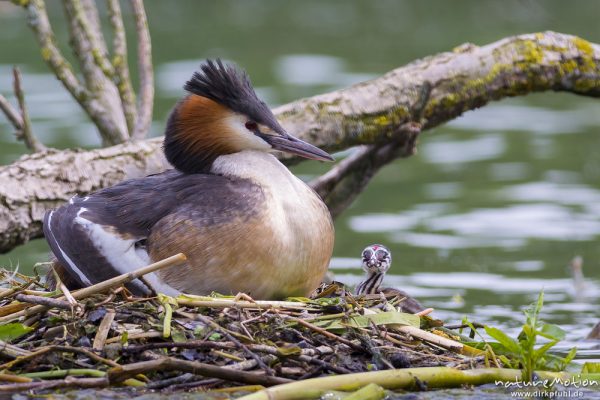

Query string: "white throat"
[211, 150, 298, 187]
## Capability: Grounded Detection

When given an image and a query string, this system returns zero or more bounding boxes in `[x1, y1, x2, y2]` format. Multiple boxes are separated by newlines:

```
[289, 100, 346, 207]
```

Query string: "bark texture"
[0, 139, 167, 254]
[1, 31, 599, 253]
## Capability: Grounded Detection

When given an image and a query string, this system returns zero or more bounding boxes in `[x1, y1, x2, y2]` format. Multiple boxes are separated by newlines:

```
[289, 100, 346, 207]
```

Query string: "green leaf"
[533, 340, 558, 359]
[177, 294, 217, 302]
[276, 345, 302, 356]
[485, 326, 520, 353]
[525, 290, 544, 328]
[534, 291, 544, 316]
[0, 323, 33, 342]
[309, 297, 343, 306]
[538, 323, 566, 341]
[563, 347, 577, 364]
[582, 362, 600, 373]
[171, 327, 187, 343]
[499, 355, 517, 369]
[313, 311, 419, 331]
[285, 297, 312, 303]
[120, 331, 129, 345]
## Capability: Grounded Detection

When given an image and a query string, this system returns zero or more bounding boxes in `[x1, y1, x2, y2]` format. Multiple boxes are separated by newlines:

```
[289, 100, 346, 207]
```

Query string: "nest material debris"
[0, 256, 484, 395]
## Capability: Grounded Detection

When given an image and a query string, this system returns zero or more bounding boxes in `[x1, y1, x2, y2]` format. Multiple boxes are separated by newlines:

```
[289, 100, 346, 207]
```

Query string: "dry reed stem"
[0, 253, 186, 323]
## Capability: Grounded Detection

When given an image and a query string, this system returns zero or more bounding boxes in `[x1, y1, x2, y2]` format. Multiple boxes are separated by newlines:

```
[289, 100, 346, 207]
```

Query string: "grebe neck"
[355, 271, 385, 296]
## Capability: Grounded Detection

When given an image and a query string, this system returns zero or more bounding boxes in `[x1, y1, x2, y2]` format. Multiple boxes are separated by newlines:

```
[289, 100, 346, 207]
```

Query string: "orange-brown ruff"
[43, 59, 334, 300]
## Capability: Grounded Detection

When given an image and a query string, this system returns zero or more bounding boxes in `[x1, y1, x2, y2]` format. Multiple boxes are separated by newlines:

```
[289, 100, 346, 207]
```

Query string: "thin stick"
[395, 326, 465, 352]
[21, 290, 56, 296]
[212, 349, 245, 362]
[107, 355, 290, 387]
[105, 330, 162, 344]
[21, 368, 106, 379]
[146, 373, 195, 390]
[0, 376, 108, 393]
[178, 298, 309, 310]
[14, 294, 71, 310]
[0, 345, 120, 371]
[52, 268, 81, 312]
[0, 94, 23, 130]
[192, 313, 275, 376]
[415, 308, 434, 317]
[309, 122, 422, 219]
[130, 0, 154, 140]
[0, 373, 32, 383]
[361, 308, 479, 356]
[92, 310, 116, 350]
[0, 340, 32, 359]
[12, 67, 45, 152]
[58, 252, 186, 298]
[0, 253, 186, 323]
[58, 281, 79, 309]
[224, 355, 277, 371]
[0, 281, 33, 301]
[107, 0, 136, 134]
[283, 315, 362, 351]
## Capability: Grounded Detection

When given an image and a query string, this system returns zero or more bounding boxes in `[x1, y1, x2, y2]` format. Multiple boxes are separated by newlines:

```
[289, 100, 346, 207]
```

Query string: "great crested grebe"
[44, 59, 335, 300]
[355, 244, 424, 314]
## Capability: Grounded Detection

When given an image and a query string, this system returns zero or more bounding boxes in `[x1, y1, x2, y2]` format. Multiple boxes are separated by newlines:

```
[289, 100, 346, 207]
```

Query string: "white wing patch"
[46, 211, 92, 286]
[75, 214, 180, 296]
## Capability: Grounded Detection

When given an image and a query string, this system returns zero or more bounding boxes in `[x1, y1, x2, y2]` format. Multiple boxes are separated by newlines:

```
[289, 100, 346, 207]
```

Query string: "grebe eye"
[375, 249, 387, 260]
[362, 250, 373, 259]
[245, 121, 258, 131]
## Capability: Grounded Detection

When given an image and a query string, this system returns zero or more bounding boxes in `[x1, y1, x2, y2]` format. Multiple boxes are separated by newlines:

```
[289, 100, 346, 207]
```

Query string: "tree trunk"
[1, 31, 599, 253]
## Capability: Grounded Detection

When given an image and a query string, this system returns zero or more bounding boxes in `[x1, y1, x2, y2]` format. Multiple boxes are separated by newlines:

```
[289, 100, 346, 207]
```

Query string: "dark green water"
[0, 0, 599, 372]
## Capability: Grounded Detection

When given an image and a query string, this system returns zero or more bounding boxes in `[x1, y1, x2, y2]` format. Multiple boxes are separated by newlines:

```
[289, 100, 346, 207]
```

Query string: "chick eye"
[362, 250, 373, 259]
[375, 249, 387, 260]
[245, 121, 258, 131]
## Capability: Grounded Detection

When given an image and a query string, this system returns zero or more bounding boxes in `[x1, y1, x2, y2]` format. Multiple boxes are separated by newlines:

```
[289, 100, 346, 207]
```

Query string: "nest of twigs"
[0, 254, 484, 396]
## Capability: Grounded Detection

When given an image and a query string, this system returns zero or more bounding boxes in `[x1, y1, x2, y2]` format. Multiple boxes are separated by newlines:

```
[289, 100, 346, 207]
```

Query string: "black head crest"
[184, 59, 282, 132]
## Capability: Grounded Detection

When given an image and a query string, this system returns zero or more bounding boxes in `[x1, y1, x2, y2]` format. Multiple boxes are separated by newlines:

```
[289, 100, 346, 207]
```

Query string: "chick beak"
[262, 132, 334, 162]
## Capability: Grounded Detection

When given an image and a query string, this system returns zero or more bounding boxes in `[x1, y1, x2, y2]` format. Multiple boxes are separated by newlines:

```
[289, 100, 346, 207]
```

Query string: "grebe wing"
[43, 170, 259, 295]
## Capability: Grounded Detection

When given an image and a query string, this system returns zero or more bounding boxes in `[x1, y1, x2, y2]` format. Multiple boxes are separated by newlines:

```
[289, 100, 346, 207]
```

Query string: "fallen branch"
[1, 31, 599, 252]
